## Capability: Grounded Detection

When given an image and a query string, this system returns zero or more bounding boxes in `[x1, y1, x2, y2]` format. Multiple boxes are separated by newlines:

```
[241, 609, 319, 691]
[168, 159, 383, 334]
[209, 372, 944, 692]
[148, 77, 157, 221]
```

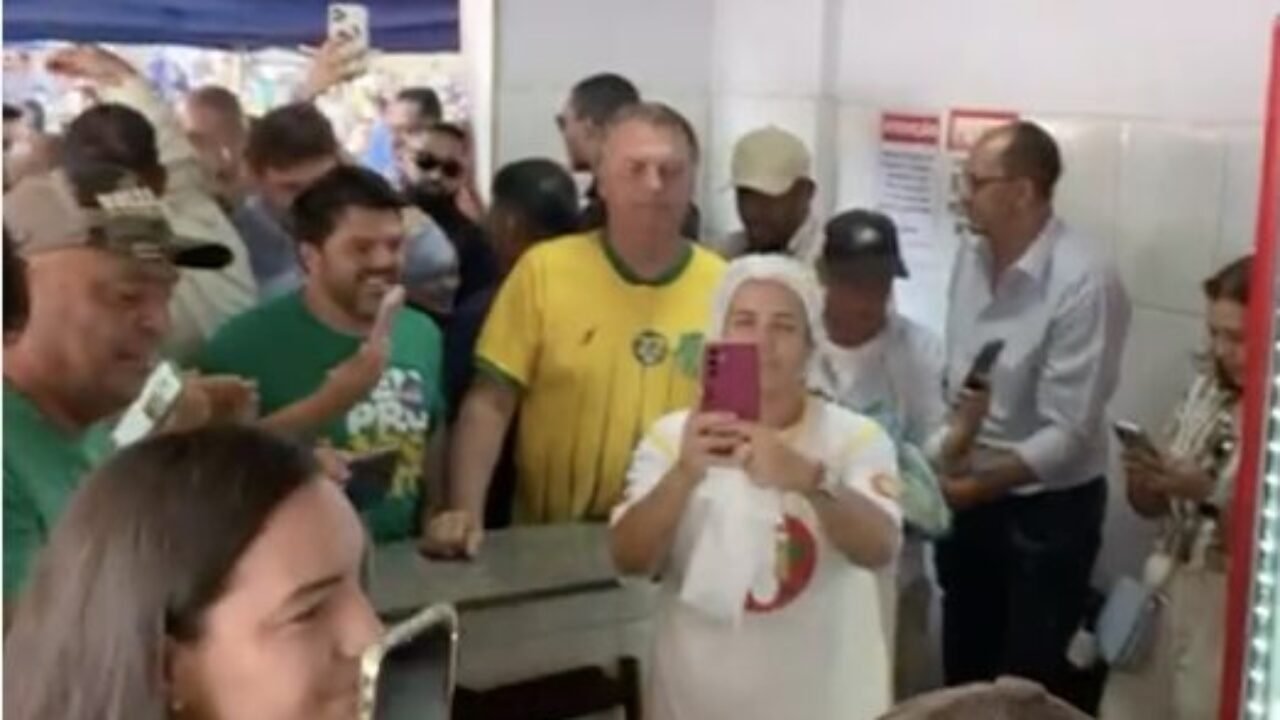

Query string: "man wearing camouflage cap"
[3, 170, 239, 604]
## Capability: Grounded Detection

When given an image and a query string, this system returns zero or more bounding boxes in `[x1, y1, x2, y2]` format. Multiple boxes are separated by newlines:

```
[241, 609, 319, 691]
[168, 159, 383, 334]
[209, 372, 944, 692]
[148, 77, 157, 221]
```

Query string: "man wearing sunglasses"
[400, 122, 498, 313]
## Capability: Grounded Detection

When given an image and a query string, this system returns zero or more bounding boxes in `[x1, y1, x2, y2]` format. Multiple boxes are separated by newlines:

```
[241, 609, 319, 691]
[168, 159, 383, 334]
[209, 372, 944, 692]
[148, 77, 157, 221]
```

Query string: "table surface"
[368, 524, 624, 620]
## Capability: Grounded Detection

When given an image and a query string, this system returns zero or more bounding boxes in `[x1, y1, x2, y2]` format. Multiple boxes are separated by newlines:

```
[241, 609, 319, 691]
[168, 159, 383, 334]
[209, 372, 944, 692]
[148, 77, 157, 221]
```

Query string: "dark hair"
[3, 104, 20, 122]
[63, 104, 160, 179]
[187, 85, 245, 126]
[569, 73, 641, 126]
[1204, 255, 1252, 305]
[997, 121, 1062, 199]
[492, 159, 580, 239]
[4, 426, 321, 720]
[428, 121, 467, 145]
[604, 102, 700, 163]
[245, 102, 338, 173]
[292, 165, 407, 246]
[4, 231, 29, 333]
[395, 87, 443, 122]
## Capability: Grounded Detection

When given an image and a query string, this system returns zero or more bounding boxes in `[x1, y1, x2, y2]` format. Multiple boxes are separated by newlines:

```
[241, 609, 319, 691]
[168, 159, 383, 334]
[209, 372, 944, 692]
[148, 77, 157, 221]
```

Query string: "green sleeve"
[896, 441, 952, 538]
[193, 327, 234, 375]
[4, 472, 40, 600]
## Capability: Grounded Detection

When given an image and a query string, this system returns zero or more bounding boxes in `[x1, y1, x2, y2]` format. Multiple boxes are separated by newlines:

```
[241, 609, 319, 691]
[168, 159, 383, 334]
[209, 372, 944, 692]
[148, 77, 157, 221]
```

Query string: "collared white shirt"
[944, 217, 1131, 494]
[714, 213, 821, 264]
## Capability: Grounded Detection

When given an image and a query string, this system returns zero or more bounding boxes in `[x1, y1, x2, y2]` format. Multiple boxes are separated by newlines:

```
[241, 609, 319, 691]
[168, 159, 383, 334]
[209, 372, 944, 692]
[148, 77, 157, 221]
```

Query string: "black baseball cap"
[820, 209, 909, 281]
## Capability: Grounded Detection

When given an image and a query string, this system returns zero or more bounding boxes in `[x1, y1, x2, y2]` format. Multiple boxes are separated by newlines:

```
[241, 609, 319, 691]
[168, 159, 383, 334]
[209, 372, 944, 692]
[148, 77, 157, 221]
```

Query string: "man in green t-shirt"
[199, 165, 445, 543]
[3, 170, 234, 603]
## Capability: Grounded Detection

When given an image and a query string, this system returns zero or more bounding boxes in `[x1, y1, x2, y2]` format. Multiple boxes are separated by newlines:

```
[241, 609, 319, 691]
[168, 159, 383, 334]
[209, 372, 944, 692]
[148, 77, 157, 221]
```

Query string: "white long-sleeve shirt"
[944, 217, 1131, 494]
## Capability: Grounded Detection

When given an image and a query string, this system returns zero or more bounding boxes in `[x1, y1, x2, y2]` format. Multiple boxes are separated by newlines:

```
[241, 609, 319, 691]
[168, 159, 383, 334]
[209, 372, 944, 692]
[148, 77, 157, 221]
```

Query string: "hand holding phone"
[676, 411, 746, 480]
[327, 4, 371, 74]
[112, 361, 185, 447]
[329, 4, 370, 52]
[345, 448, 399, 509]
[370, 285, 405, 347]
[1113, 421, 1159, 457]
[295, 5, 369, 101]
[963, 340, 1005, 391]
[321, 285, 404, 409]
[700, 342, 760, 422]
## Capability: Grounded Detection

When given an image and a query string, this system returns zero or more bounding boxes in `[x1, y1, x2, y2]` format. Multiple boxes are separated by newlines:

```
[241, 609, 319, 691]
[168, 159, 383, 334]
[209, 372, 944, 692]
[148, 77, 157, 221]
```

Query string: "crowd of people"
[0, 37, 1258, 720]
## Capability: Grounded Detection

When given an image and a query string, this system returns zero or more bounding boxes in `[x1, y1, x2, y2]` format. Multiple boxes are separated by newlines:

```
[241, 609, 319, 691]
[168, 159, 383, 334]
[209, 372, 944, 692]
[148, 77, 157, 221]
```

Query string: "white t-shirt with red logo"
[614, 396, 902, 720]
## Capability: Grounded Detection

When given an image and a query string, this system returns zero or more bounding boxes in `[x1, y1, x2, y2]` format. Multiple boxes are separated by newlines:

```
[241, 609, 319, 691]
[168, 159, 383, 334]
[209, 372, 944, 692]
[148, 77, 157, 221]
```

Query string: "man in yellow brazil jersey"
[425, 103, 726, 556]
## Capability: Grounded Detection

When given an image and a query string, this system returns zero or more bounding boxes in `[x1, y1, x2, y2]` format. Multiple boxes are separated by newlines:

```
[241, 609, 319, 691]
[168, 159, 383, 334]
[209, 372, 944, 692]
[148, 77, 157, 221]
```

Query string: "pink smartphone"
[700, 342, 760, 421]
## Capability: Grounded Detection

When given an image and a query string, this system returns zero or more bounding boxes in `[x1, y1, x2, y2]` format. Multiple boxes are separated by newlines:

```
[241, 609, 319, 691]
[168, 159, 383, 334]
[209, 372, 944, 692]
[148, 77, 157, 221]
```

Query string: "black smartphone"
[963, 340, 1005, 390]
[346, 449, 399, 509]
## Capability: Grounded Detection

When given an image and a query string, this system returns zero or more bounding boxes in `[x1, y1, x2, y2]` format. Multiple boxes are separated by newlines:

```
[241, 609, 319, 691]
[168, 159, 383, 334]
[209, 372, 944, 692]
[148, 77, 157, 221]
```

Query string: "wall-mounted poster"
[874, 112, 948, 334]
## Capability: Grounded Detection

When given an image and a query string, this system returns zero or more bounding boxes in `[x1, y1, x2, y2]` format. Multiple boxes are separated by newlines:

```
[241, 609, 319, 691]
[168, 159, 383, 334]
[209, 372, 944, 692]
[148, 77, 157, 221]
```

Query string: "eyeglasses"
[554, 113, 568, 132]
[415, 154, 463, 179]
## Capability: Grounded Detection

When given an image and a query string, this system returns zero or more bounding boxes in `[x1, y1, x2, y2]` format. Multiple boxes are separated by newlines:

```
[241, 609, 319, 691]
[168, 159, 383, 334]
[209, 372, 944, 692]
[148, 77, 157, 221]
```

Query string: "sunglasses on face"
[414, 154, 463, 179]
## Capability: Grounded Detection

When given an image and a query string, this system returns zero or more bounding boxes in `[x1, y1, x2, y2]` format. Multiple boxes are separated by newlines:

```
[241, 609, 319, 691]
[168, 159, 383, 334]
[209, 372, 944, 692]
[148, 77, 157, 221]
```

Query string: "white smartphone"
[112, 361, 184, 447]
[328, 3, 371, 73]
[359, 603, 459, 720]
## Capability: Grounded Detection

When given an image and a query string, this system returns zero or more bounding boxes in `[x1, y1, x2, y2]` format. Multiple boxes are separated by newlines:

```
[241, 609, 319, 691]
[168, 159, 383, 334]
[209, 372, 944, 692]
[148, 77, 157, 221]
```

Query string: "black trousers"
[936, 477, 1106, 708]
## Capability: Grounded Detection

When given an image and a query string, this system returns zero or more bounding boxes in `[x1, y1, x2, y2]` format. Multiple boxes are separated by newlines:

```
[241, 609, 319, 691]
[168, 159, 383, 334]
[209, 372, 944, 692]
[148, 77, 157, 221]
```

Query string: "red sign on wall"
[881, 113, 941, 146]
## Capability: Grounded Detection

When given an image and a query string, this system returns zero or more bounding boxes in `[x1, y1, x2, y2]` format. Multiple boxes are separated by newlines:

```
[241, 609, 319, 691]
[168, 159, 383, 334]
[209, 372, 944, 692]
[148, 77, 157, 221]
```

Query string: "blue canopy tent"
[3, 0, 459, 52]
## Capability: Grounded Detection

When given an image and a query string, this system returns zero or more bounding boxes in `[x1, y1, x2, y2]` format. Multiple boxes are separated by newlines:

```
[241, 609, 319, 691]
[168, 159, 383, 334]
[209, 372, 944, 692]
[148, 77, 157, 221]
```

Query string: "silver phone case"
[359, 602, 460, 720]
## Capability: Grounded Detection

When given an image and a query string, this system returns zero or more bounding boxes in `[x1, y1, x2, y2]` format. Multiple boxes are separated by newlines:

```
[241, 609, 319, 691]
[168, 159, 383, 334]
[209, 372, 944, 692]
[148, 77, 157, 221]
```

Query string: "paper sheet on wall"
[873, 112, 951, 338]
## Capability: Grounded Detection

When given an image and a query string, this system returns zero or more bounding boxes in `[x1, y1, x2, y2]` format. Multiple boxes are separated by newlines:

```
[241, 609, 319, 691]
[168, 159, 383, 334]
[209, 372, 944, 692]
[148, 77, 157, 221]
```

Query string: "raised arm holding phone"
[611, 255, 902, 720]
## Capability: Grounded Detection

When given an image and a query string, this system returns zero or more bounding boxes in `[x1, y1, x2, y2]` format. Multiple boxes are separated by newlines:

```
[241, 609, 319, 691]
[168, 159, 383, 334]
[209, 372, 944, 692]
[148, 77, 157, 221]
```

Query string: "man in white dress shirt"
[935, 121, 1131, 709]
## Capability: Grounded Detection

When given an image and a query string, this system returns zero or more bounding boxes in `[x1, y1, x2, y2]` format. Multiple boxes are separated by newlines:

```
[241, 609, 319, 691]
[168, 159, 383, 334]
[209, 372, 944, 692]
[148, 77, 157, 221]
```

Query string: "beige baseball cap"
[4, 171, 232, 269]
[731, 126, 812, 196]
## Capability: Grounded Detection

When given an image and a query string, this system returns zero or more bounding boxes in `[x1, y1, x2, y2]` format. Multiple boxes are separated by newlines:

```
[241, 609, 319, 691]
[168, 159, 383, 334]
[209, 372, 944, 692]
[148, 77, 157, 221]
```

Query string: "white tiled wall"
[1116, 124, 1228, 315]
[487, 0, 1274, 583]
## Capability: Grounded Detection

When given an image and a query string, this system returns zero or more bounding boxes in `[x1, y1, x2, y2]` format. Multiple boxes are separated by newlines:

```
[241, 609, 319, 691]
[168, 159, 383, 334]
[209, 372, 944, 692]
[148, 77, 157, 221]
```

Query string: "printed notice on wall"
[874, 112, 947, 335]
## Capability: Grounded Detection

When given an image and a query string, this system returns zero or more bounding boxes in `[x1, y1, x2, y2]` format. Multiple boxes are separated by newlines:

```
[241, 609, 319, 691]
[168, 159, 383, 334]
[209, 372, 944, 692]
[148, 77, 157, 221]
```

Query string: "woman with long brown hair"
[4, 425, 382, 720]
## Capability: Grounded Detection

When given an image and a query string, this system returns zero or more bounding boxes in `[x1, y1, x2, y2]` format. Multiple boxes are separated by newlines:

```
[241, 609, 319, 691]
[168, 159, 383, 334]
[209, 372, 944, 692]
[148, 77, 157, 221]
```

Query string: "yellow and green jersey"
[477, 231, 725, 523]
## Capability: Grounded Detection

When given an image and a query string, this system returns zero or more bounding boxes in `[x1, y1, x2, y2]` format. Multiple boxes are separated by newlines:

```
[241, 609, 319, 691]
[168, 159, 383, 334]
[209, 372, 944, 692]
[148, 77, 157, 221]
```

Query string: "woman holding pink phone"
[610, 255, 903, 720]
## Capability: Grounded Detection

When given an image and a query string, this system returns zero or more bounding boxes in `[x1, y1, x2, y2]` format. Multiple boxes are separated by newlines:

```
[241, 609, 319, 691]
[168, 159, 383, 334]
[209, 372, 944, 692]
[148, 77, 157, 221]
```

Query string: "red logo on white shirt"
[746, 514, 817, 613]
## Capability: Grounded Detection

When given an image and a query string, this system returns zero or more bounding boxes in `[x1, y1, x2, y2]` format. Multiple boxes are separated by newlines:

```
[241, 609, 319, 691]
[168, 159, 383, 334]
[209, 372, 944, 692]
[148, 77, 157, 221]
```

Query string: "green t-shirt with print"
[198, 291, 445, 543]
[3, 383, 114, 599]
